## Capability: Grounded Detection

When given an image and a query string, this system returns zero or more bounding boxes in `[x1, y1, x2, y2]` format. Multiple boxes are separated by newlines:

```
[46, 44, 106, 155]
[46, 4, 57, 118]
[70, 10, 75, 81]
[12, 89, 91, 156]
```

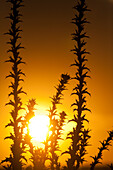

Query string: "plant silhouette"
[1, 0, 26, 169]
[90, 130, 113, 170]
[46, 74, 70, 170]
[23, 99, 47, 170]
[108, 163, 113, 170]
[23, 75, 70, 170]
[62, 0, 91, 169]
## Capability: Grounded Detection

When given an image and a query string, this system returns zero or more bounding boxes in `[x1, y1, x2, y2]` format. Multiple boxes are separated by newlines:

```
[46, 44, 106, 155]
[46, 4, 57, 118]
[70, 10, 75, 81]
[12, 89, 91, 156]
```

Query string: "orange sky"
[0, 0, 113, 167]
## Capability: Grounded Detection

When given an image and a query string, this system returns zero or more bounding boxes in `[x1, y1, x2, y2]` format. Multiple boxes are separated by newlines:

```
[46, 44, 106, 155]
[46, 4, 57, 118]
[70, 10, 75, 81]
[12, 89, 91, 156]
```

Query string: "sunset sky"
[0, 0, 113, 167]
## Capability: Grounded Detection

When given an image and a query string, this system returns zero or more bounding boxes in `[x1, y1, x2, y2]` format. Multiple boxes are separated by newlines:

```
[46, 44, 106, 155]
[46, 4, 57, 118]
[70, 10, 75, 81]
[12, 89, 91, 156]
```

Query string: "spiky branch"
[108, 164, 113, 170]
[23, 100, 49, 170]
[90, 130, 113, 170]
[1, 0, 26, 169]
[24, 99, 47, 170]
[63, 0, 91, 169]
[46, 74, 70, 170]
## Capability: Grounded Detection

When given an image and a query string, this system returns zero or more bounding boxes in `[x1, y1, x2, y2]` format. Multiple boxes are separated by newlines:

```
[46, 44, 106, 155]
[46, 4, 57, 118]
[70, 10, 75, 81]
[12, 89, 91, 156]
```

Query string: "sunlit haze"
[29, 115, 50, 143]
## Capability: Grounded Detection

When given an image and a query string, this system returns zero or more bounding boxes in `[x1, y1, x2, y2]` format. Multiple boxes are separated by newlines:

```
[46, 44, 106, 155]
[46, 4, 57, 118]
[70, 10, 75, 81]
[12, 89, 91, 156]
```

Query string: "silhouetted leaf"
[5, 119, 14, 128]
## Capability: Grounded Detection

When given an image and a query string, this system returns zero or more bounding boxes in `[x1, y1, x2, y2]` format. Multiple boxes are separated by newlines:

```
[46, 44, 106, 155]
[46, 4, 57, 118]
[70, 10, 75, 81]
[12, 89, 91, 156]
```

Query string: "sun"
[28, 115, 50, 143]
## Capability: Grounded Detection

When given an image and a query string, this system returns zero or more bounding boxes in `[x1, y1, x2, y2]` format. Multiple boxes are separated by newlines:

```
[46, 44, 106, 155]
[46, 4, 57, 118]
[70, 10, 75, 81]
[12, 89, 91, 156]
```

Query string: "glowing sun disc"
[29, 115, 50, 142]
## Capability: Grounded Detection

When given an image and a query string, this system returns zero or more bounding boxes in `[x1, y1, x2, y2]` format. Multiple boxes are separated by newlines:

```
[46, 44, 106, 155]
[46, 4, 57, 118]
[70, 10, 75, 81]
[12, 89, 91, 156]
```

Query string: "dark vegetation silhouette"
[62, 0, 91, 169]
[23, 99, 48, 170]
[22, 75, 70, 170]
[1, 0, 26, 169]
[23, 99, 45, 170]
[108, 163, 113, 170]
[90, 130, 113, 170]
[0, 0, 113, 170]
[47, 74, 70, 170]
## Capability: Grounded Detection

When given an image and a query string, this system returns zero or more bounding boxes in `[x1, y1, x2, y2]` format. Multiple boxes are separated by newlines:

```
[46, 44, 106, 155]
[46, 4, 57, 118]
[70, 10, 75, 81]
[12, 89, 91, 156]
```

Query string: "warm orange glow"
[28, 115, 50, 143]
